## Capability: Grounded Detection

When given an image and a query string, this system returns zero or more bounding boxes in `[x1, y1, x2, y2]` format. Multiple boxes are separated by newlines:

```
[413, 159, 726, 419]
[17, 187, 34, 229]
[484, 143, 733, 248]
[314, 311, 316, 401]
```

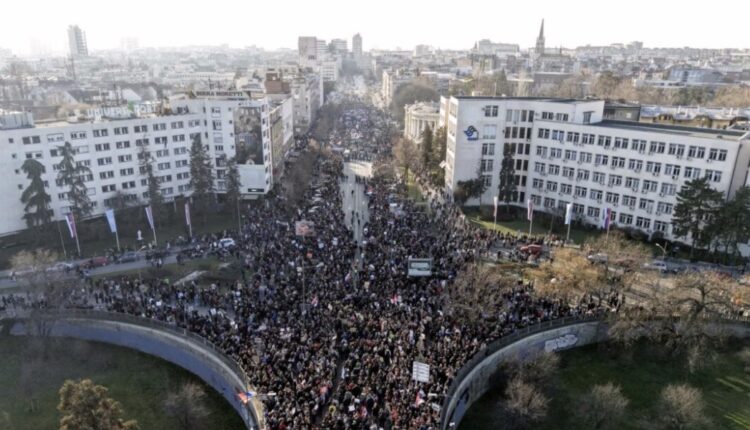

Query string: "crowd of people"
[1, 102, 604, 430]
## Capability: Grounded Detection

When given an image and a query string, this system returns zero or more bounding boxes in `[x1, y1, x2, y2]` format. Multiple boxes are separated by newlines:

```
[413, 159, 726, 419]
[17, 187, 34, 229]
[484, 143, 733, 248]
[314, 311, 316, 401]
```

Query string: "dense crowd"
[1, 104, 603, 430]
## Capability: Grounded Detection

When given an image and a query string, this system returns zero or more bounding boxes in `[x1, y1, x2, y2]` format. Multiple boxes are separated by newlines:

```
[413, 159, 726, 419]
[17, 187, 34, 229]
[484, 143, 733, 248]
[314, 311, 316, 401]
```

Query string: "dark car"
[87, 256, 110, 268]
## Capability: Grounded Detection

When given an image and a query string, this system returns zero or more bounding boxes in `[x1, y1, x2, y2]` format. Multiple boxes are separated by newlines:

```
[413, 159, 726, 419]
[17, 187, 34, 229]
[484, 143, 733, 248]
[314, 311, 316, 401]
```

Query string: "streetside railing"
[4, 309, 265, 430]
[438, 313, 750, 430]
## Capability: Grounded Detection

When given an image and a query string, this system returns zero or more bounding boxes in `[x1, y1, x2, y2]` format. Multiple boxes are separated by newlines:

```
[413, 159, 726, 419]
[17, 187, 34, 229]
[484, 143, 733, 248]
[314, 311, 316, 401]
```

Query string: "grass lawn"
[404, 172, 426, 203]
[0, 334, 244, 430]
[460, 340, 750, 430]
[462, 207, 601, 245]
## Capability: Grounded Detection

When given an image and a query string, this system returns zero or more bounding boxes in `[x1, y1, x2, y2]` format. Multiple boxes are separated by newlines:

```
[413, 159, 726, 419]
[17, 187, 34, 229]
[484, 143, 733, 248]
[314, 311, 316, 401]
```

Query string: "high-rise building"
[67, 25, 88, 57]
[316, 39, 328, 59]
[352, 33, 363, 57]
[330, 39, 348, 54]
[535, 19, 545, 56]
[298, 36, 318, 67]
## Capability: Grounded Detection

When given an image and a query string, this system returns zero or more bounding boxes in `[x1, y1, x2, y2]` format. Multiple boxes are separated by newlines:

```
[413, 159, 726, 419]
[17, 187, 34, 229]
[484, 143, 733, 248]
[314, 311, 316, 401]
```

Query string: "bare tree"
[393, 137, 419, 183]
[575, 383, 629, 430]
[505, 351, 561, 388]
[445, 263, 517, 323]
[163, 382, 210, 430]
[527, 247, 604, 304]
[656, 384, 711, 430]
[503, 376, 548, 428]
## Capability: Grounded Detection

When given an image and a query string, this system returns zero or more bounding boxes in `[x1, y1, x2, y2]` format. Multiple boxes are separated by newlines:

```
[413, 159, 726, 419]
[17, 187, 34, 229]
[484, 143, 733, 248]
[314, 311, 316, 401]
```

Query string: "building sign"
[463, 125, 479, 141]
[543, 334, 578, 352]
[408, 258, 432, 277]
[412, 361, 430, 383]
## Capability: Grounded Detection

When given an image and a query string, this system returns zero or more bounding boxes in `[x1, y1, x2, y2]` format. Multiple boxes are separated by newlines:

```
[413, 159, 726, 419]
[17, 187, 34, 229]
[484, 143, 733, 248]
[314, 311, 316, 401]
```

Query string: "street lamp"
[296, 261, 324, 315]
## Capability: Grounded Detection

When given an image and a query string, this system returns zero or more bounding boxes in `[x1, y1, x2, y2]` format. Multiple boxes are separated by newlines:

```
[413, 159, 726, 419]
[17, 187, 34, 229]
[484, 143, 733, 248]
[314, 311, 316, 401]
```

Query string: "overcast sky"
[3, 0, 749, 56]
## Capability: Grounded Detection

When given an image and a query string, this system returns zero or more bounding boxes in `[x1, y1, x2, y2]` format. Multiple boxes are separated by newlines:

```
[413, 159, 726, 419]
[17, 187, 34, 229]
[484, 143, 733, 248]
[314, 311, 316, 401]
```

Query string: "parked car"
[117, 251, 140, 263]
[219, 238, 236, 249]
[45, 262, 77, 273]
[643, 261, 668, 273]
[87, 256, 109, 268]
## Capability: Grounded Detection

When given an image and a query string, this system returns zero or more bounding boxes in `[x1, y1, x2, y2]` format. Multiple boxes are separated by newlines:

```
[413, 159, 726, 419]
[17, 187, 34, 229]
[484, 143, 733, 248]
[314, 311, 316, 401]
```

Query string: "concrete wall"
[440, 318, 750, 430]
[9, 315, 260, 430]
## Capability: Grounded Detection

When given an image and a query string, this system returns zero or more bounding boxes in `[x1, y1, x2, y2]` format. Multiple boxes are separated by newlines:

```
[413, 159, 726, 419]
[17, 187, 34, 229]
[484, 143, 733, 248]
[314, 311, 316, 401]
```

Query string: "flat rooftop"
[594, 120, 749, 140]
[453, 96, 598, 104]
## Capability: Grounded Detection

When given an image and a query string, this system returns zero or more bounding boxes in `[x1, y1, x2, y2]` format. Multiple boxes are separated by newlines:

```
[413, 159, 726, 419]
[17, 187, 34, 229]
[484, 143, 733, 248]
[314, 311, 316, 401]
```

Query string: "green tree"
[390, 82, 439, 123]
[56, 142, 92, 220]
[188, 133, 214, 216]
[497, 144, 517, 212]
[225, 157, 242, 225]
[709, 186, 750, 262]
[672, 177, 723, 258]
[139, 145, 165, 225]
[58, 379, 139, 430]
[431, 126, 447, 187]
[420, 125, 433, 168]
[20, 159, 52, 228]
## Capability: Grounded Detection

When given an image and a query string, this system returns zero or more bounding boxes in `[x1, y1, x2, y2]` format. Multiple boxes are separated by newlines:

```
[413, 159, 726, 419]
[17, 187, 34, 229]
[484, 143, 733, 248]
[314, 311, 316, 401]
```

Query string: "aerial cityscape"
[1, 2, 749, 430]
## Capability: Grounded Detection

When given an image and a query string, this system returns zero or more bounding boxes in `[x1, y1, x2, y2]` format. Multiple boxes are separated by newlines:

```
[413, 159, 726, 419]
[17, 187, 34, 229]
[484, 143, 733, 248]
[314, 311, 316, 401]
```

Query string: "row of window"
[529, 196, 670, 232]
[537, 130, 729, 162]
[16, 120, 204, 145]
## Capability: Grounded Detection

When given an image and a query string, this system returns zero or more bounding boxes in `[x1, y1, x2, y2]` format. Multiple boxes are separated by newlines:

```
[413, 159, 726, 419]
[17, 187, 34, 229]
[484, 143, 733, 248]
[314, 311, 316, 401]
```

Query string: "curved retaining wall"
[6, 311, 262, 430]
[440, 317, 750, 430]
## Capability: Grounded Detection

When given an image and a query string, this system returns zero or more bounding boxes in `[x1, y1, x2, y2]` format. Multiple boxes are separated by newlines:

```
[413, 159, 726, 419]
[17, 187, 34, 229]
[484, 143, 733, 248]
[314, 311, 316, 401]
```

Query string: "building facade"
[352, 34, 363, 58]
[67, 25, 88, 57]
[298, 37, 318, 68]
[404, 102, 440, 143]
[441, 96, 750, 243]
[0, 91, 287, 235]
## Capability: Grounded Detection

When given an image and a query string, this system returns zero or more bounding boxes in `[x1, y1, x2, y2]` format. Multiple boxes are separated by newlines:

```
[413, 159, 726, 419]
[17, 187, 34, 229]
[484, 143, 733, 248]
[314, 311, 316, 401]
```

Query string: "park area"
[459, 340, 750, 430]
[0, 334, 244, 430]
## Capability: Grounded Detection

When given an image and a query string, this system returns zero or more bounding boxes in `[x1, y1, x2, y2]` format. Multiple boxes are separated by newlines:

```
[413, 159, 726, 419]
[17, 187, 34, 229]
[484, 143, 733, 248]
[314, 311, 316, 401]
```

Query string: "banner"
[184, 202, 191, 227]
[527, 199, 534, 221]
[145, 205, 155, 232]
[105, 209, 117, 233]
[493, 196, 498, 218]
[564, 203, 573, 225]
[295, 220, 315, 237]
[603, 207, 612, 230]
[65, 213, 77, 239]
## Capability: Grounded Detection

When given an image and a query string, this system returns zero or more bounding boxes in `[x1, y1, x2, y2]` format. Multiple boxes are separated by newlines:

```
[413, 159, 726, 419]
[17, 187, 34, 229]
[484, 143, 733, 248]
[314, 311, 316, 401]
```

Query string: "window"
[551, 130, 564, 141]
[660, 183, 676, 196]
[587, 206, 600, 218]
[597, 135, 611, 147]
[157, 162, 171, 171]
[623, 195, 637, 207]
[484, 105, 499, 117]
[594, 154, 609, 166]
[566, 132, 580, 143]
[116, 141, 131, 149]
[534, 162, 546, 173]
[657, 202, 674, 215]
[564, 150, 577, 161]
[77, 160, 91, 167]
[154, 137, 168, 145]
[481, 159, 494, 172]
[117, 154, 133, 163]
[590, 189, 603, 201]
[555, 113, 569, 122]
[608, 175, 623, 186]
[212, 120, 222, 131]
[628, 159, 643, 171]
[576, 169, 590, 181]
[121, 181, 136, 189]
[541, 111, 554, 120]
[172, 134, 186, 142]
[532, 178, 544, 189]
[664, 164, 681, 177]
[188, 120, 201, 127]
[708, 149, 727, 161]
[136, 138, 150, 146]
[134, 125, 147, 133]
[625, 177, 639, 189]
[50, 149, 60, 157]
[482, 125, 497, 139]
[174, 147, 188, 155]
[95, 143, 110, 152]
[583, 112, 593, 124]
[580, 152, 592, 163]
[581, 134, 595, 144]
[642, 180, 657, 192]
[102, 184, 116, 193]
[70, 131, 86, 139]
[120, 168, 134, 176]
[171, 121, 184, 129]
[562, 167, 575, 178]
[632, 139, 647, 152]
[606, 192, 620, 204]
[536, 146, 548, 157]
[639, 198, 655, 212]
[645, 162, 662, 174]
[176, 172, 190, 180]
[614, 138, 629, 149]
[176, 159, 189, 167]
[537, 128, 550, 139]
[649, 141, 665, 154]
[93, 129, 108, 137]
[593, 172, 606, 184]
[575, 186, 587, 197]
[97, 157, 113, 166]
[114, 127, 129, 135]
[47, 133, 65, 142]
[211, 107, 221, 114]
[705, 169, 722, 183]
[561, 183, 572, 194]
[635, 217, 651, 229]
[544, 197, 555, 208]
[619, 213, 633, 225]
[550, 148, 562, 159]
[156, 149, 169, 157]
[482, 175, 492, 187]
[684, 167, 701, 179]
[99, 171, 114, 180]
[612, 157, 626, 168]
[482, 143, 495, 156]
[687, 146, 705, 159]
[152, 123, 166, 131]
[548, 165, 560, 175]
[654, 221, 669, 233]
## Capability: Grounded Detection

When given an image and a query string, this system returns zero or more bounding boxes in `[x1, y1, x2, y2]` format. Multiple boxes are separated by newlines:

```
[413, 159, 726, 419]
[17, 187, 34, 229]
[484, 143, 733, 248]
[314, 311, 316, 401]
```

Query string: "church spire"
[535, 19, 546, 56]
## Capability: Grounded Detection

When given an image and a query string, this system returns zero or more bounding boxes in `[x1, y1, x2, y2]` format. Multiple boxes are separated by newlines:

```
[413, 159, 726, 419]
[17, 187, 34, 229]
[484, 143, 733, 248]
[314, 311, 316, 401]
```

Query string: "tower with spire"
[535, 19, 545, 56]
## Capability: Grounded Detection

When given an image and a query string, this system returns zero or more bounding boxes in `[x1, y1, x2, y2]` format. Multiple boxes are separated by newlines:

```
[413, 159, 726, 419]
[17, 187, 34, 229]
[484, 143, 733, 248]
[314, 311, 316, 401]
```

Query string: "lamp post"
[296, 262, 324, 316]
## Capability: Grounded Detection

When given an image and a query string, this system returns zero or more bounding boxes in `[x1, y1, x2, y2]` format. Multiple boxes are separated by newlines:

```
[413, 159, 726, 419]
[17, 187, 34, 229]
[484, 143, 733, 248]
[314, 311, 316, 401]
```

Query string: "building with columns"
[404, 102, 440, 143]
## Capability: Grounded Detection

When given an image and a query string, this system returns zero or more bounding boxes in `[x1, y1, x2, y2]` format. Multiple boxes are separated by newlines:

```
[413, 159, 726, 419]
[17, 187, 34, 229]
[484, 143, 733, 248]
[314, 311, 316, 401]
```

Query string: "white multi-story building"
[298, 37, 318, 68]
[67, 25, 88, 57]
[330, 39, 348, 54]
[352, 34, 363, 58]
[320, 58, 341, 82]
[404, 102, 439, 143]
[289, 73, 324, 135]
[381, 69, 414, 107]
[0, 91, 288, 235]
[441, 96, 750, 243]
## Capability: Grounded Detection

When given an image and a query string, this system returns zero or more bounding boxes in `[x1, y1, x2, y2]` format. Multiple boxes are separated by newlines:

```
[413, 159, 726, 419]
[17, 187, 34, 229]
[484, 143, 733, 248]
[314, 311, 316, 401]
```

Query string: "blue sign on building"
[463, 125, 479, 141]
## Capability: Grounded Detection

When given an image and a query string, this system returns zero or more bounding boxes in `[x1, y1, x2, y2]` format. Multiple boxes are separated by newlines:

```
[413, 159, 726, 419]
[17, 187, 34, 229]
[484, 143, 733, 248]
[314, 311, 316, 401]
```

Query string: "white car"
[219, 238, 236, 249]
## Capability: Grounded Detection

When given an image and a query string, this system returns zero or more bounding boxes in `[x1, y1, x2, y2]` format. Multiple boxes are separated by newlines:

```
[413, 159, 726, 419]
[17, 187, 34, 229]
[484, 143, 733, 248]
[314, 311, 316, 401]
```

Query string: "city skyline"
[2, 0, 750, 56]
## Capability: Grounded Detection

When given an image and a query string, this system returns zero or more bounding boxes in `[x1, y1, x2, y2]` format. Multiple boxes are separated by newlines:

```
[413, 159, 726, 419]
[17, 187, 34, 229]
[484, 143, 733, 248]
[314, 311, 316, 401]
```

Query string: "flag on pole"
[184, 202, 191, 227]
[414, 390, 425, 407]
[603, 208, 612, 230]
[105, 209, 118, 233]
[236, 389, 256, 404]
[527, 199, 534, 221]
[493, 196, 498, 218]
[564, 203, 573, 225]
[65, 213, 77, 239]
[145, 205, 155, 232]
